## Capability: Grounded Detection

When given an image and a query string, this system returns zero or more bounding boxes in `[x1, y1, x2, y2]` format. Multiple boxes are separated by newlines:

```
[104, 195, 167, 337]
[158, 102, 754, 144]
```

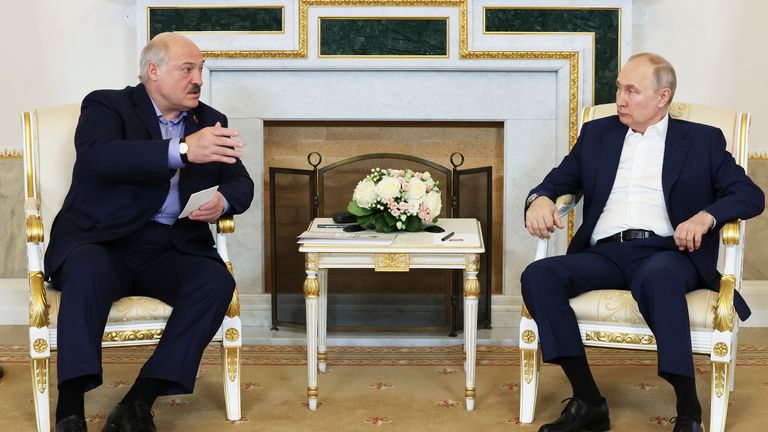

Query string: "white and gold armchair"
[22, 104, 243, 432]
[518, 102, 752, 432]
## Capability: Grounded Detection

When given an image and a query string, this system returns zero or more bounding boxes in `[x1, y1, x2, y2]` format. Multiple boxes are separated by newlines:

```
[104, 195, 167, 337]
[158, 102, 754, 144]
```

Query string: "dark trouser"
[520, 236, 699, 379]
[54, 221, 234, 395]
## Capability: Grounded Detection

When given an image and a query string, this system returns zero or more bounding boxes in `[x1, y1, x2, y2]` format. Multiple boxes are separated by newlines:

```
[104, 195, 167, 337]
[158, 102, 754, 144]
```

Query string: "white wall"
[633, 0, 768, 155]
[0, 0, 136, 153]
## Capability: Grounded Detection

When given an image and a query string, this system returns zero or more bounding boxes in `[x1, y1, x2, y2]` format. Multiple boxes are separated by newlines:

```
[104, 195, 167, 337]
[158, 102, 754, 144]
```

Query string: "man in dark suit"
[521, 53, 764, 432]
[50, 33, 254, 432]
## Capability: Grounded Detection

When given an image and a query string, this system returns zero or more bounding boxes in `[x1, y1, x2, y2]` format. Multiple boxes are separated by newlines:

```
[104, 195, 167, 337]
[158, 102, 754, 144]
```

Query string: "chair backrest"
[580, 102, 751, 171]
[22, 104, 81, 249]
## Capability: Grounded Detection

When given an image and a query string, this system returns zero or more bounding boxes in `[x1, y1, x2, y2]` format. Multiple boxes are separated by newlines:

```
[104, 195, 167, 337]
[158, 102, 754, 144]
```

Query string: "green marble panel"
[319, 18, 448, 57]
[149, 7, 283, 39]
[485, 8, 620, 104]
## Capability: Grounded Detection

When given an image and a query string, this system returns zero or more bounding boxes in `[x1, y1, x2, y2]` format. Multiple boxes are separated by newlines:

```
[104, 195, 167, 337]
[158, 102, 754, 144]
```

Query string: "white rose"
[375, 176, 401, 200]
[407, 201, 420, 215]
[405, 178, 427, 202]
[424, 191, 442, 219]
[353, 178, 378, 208]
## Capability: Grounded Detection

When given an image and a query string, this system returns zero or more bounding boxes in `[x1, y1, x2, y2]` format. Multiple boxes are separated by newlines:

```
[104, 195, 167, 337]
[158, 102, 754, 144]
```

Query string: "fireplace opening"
[264, 121, 503, 333]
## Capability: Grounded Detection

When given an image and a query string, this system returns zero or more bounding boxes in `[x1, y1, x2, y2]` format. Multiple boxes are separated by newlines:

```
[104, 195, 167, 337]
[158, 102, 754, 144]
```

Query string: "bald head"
[139, 33, 200, 83]
[140, 32, 204, 120]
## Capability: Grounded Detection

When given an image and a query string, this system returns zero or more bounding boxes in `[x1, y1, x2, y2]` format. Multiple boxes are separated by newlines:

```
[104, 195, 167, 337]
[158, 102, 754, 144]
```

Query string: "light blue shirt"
[149, 99, 231, 225]
[150, 100, 186, 225]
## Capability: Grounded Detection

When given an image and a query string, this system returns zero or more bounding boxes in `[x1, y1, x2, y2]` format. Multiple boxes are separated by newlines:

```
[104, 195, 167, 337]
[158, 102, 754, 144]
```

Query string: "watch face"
[179, 142, 189, 154]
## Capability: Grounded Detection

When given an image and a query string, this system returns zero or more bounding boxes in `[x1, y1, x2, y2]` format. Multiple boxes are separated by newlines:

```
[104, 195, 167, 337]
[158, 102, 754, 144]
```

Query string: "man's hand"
[525, 196, 564, 239]
[189, 191, 225, 223]
[674, 211, 715, 252]
[185, 122, 243, 164]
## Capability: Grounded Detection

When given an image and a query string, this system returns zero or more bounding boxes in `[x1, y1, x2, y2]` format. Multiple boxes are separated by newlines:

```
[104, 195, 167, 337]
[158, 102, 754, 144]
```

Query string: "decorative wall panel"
[148, 6, 284, 39]
[319, 18, 448, 57]
[485, 7, 620, 104]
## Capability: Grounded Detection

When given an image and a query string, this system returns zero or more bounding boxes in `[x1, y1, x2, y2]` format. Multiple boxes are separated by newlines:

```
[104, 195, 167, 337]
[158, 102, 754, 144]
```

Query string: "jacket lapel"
[661, 118, 691, 203]
[131, 84, 163, 140]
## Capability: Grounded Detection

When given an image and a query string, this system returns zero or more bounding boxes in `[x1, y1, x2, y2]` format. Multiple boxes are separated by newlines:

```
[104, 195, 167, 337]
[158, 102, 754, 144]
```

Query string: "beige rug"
[1, 344, 766, 431]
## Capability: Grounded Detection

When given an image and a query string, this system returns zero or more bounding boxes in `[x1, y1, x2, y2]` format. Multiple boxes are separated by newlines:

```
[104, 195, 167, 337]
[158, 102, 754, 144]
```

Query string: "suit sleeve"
[215, 115, 254, 216]
[701, 128, 765, 230]
[73, 91, 171, 182]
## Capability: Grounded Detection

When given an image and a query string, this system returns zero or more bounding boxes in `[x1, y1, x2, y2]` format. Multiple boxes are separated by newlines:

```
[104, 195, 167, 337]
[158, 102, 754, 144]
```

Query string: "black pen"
[441, 231, 455, 241]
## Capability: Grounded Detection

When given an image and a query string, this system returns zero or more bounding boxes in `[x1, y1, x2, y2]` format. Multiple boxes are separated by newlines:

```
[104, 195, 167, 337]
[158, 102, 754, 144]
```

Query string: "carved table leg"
[304, 253, 320, 410]
[318, 269, 328, 373]
[463, 254, 480, 411]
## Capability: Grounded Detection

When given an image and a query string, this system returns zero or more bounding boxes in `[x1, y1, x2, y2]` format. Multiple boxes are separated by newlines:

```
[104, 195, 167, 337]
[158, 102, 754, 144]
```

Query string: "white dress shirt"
[591, 114, 675, 245]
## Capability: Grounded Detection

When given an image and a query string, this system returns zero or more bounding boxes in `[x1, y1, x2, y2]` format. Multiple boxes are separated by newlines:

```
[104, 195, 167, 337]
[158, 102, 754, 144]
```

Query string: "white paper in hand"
[178, 185, 219, 219]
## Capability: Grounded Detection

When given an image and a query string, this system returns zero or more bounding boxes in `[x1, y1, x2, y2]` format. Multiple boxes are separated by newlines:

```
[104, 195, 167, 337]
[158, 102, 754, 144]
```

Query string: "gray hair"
[628, 52, 677, 104]
[138, 33, 172, 83]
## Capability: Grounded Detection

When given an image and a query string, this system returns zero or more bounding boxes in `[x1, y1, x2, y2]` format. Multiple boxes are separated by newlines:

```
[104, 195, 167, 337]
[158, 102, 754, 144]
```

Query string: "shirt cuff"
[167, 139, 184, 169]
[222, 196, 231, 215]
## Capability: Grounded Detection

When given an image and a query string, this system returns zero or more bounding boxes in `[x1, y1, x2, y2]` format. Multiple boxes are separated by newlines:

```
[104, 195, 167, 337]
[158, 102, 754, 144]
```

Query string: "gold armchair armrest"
[554, 192, 583, 219]
[721, 220, 740, 246]
[713, 221, 740, 333]
[29, 271, 50, 328]
[215, 215, 240, 318]
[217, 215, 235, 234]
[26, 214, 44, 243]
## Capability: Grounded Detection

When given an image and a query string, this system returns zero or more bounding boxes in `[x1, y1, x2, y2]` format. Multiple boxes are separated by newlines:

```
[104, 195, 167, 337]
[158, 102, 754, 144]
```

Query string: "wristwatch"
[179, 140, 189, 164]
[525, 193, 540, 208]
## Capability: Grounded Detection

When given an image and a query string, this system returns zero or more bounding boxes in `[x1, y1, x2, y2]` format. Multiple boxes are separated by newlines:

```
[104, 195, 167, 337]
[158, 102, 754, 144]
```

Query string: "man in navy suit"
[522, 53, 764, 432]
[50, 33, 254, 432]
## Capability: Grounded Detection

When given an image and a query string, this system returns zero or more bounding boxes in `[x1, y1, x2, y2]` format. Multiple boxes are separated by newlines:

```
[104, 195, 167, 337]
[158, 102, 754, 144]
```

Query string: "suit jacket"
[527, 115, 764, 319]
[45, 83, 254, 279]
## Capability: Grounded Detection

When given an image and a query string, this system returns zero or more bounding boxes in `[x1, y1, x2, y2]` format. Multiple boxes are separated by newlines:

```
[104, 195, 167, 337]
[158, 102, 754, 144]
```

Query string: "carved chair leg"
[221, 315, 242, 421]
[518, 313, 540, 424]
[31, 357, 50, 432]
[222, 346, 241, 420]
[519, 347, 540, 423]
[709, 361, 730, 432]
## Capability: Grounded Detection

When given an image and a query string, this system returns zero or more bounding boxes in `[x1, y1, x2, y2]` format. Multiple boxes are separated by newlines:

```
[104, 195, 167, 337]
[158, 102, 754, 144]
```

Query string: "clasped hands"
[524, 196, 715, 252]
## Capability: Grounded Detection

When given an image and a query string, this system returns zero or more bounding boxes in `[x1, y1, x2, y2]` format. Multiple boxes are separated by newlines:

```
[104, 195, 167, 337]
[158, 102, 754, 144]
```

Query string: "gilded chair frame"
[518, 102, 751, 432]
[22, 105, 242, 432]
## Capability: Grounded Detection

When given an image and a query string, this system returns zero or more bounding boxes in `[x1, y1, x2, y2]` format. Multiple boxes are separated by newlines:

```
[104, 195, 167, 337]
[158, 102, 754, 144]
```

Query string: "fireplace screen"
[269, 153, 491, 335]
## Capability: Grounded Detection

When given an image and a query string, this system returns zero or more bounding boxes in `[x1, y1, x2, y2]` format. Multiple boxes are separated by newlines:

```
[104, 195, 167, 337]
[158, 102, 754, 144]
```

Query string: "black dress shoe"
[56, 415, 87, 432]
[671, 416, 704, 432]
[102, 399, 156, 432]
[539, 397, 610, 432]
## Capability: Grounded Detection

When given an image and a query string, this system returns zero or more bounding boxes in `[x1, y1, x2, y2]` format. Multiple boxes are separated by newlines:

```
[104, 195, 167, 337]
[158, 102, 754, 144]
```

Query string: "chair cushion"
[569, 289, 718, 331]
[46, 288, 173, 327]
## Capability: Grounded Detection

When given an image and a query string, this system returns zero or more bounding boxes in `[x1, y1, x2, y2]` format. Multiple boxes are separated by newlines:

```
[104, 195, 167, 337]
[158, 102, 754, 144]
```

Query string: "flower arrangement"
[347, 168, 442, 232]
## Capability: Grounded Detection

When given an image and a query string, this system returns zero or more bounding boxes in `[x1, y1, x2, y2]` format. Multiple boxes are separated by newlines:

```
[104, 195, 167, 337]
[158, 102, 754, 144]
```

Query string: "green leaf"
[358, 214, 373, 227]
[405, 216, 422, 232]
[383, 211, 396, 225]
[373, 213, 394, 232]
[347, 201, 372, 216]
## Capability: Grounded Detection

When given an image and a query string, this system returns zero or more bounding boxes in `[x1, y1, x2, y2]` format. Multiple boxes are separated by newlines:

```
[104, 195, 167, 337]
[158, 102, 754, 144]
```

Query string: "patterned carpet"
[1, 343, 766, 431]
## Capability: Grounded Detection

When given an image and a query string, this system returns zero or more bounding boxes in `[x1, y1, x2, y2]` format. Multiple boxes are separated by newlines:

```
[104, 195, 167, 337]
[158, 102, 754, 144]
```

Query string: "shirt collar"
[625, 113, 669, 140]
[149, 97, 187, 126]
